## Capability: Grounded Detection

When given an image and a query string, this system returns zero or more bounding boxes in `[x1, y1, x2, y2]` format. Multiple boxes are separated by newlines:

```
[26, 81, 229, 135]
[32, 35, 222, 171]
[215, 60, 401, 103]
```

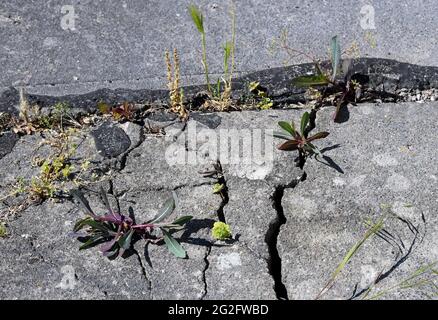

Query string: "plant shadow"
[349, 215, 424, 300]
[315, 144, 344, 174]
[334, 104, 350, 123]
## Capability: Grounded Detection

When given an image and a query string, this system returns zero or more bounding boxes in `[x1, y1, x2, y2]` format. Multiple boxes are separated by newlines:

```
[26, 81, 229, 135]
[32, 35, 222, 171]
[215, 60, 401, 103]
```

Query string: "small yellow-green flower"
[212, 183, 224, 194]
[212, 221, 232, 240]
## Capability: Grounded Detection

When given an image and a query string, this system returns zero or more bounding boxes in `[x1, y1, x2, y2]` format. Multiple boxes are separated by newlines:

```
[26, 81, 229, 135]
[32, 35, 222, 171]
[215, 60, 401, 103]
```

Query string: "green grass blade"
[317, 216, 385, 299]
[188, 5, 204, 34]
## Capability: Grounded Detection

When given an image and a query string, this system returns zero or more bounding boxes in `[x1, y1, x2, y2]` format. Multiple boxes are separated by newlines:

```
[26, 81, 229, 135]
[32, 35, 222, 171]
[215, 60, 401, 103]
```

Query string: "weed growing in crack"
[97, 101, 136, 122]
[71, 188, 192, 259]
[189, 3, 236, 111]
[317, 205, 434, 300]
[277, 33, 364, 121]
[28, 129, 93, 200]
[199, 160, 227, 201]
[199, 160, 229, 222]
[249, 81, 274, 110]
[165, 48, 188, 120]
[0, 129, 96, 211]
[211, 221, 232, 240]
[0, 222, 7, 238]
[274, 111, 329, 162]
[13, 90, 80, 134]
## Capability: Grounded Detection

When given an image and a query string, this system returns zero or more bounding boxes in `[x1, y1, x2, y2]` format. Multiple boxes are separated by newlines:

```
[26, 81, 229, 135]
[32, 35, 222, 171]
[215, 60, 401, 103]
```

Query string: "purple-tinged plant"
[274, 112, 329, 158]
[71, 188, 192, 259]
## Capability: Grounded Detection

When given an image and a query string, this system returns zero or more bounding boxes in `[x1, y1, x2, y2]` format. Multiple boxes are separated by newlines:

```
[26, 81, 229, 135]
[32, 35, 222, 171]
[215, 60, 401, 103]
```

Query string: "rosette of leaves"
[71, 188, 192, 259]
[274, 112, 329, 158]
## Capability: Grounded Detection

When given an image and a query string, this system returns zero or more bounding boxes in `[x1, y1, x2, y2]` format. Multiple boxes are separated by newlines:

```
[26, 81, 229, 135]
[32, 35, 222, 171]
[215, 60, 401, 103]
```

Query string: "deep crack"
[266, 173, 307, 300]
[117, 125, 146, 171]
[200, 245, 212, 300]
[216, 161, 229, 223]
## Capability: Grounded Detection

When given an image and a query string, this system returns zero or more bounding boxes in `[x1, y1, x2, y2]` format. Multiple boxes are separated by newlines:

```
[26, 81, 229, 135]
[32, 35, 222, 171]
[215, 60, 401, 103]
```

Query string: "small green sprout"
[274, 111, 329, 158]
[212, 221, 232, 240]
[212, 183, 225, 194]
[249, 81, 273, 110]
[0, 223, 7, 238]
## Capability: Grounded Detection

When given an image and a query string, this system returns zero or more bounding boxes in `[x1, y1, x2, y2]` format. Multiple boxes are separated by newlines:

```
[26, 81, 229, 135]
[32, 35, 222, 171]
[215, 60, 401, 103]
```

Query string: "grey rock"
[0, 132, 19, 159]
[0, 134, 49, 191]
[147, 111, 178, 122]
[190, 112, 222, 129]
[223, 178, 275, 261]
[91, 121, 131, 158]
[1, 100, 437, 300]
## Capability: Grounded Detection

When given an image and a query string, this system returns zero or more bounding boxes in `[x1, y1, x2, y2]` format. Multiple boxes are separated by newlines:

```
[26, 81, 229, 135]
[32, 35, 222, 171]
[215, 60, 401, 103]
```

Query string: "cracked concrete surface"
[1, 102, 436, 299]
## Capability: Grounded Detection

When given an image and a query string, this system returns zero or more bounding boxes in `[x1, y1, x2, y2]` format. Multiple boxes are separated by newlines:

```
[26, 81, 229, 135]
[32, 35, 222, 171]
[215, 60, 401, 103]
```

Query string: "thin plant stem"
[201, 32, 210, 93]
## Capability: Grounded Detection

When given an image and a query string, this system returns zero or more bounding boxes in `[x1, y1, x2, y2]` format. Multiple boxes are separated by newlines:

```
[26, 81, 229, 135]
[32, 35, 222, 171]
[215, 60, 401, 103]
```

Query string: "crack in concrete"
[132, 247, 153, 300]
[265, 173, 307, 300]
[200, 245, 211, 300]
[216, 167, 229, 224]
[114, 182, 216, 198]
[117, 125, 146, 172]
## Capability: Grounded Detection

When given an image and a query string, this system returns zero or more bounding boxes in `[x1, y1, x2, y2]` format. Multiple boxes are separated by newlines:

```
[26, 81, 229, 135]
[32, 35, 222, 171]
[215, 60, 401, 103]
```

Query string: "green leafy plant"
[290, 35, 362, 121]
[249, 81, 273, 110]
[200, 160, 227, 201]
[212, 221, 232, 240]
[274, 111, 329, 159]
[6, 129, 93, 203]
[71, 188, 192, 259]
[0, 223, 7, 238]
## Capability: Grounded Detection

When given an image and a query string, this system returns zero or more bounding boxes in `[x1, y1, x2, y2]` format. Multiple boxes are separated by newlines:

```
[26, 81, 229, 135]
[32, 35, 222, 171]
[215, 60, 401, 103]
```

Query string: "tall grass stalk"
[316, 215, 386, 299]
[189, 5, 210, 93]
